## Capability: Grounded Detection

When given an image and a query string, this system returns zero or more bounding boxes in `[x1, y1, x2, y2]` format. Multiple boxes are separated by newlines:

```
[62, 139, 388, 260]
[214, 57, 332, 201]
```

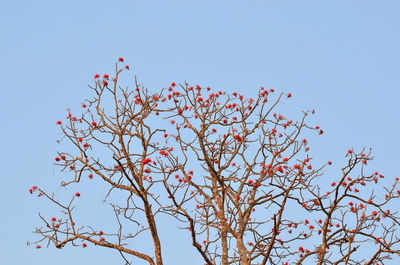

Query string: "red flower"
[103, 80, 108, 86]
[91, 121, 97, 127]
[328, 161, 332, 165]
[51, 217, 56, 222]
[125, 65, 130, 70]
[319, 129, 324, 135]
[118, 57, 124, 62]
[82, 243, 87, 248]
[56, 121, 62, 125]
[99, 230, 104, 235]
[88, 174, 93, 179]
[29, 186, 38, 194]
[78, 137, 83, 142]
[94, 74, 100, 79]
[331, 182, 336, 186]
[103, 74, 109, 79]
[287, 93, 292, 98]
[171, 82, 176, 87]
[55, 157, 61, 161]
[141, 158, 152, 165]
[36, 245, 41, 249]
[235, 135, 242, 142]
[75, 192, 81, 197]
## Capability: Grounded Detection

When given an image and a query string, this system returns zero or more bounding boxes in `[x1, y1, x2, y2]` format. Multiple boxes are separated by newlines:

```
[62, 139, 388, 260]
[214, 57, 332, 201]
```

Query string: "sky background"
[1, 0, 399, 264]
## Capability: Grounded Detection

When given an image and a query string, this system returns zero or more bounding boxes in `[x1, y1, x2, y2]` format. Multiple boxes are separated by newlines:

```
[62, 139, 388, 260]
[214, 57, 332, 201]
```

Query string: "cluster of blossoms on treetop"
[29, 58, 400, 265]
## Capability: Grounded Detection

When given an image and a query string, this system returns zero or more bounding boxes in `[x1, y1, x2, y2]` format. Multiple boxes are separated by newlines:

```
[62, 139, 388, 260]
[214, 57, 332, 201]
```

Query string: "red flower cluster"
[142, 158, 152, 165]
[234, 135, 242, 142]
[29, 186, 38, 194]
[159, 150, 168, 157]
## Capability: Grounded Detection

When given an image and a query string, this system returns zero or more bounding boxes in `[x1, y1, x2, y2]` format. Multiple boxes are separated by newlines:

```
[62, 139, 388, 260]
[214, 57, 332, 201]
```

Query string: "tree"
[30, 58, 400, 265]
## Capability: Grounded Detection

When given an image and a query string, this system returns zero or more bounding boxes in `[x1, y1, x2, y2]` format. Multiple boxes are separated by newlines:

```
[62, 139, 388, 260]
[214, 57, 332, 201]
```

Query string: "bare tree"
[30, 59, 400, 265]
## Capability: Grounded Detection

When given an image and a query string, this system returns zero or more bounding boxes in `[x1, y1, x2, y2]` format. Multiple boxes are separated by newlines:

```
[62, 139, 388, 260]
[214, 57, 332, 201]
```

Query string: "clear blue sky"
[1, 1, 399, 264]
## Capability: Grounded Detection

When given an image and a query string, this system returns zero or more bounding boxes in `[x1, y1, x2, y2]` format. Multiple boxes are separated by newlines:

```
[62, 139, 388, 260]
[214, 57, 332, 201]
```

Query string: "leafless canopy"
[30, 61, 400, 265]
